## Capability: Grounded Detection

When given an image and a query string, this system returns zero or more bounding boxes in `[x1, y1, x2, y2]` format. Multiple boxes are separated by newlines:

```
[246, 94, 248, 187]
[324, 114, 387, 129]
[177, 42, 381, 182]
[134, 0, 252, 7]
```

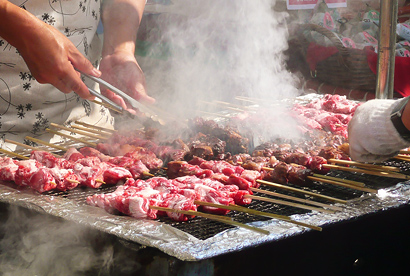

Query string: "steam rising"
[0, 2, 303, 273]
[141, 0, 300, 118]
[0, 205, 118, 275]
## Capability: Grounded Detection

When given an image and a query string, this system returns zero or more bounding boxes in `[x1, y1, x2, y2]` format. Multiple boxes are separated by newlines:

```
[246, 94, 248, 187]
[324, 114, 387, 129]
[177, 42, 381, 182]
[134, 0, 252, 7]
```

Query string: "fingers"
[134, 85, 156, 104]
[65, 50, 101, 99]
[69, 50, 101, 78]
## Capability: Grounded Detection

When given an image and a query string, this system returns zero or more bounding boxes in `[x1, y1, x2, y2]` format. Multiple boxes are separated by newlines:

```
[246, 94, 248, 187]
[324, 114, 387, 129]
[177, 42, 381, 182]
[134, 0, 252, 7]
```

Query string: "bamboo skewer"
[194, 200, 322, 231]
[200, 100, 246, 113]
[5, 139, 62, 157]
[0, 148, 29, 160]
[150, 205, 270, 235]
[394, 154, 410, 162]
[91, 99, 123, 114]
[142, 172, 155, 177]
[46, 129, 97, 147]
[307, 176, 378, 194]
[311, 174, 366, 187]
[70, 125, 112, 138]
[49, 123, 109, 141]
[322, 164, 410, 180]
[250, 187, 342, 211]
[74, 121, 117, 134]
[244, 194, 335, 214]
[328, 158, 400, 172]
[197, 110, 234, 119]
[25, 136, 67, 151]
[257, 179, 347, 204]
[5, 139, 37, 151]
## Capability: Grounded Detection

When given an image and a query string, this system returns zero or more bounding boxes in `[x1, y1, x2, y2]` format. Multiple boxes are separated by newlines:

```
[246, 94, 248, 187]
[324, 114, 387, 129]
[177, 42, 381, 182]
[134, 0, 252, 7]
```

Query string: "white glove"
[348, 98, 410, 163]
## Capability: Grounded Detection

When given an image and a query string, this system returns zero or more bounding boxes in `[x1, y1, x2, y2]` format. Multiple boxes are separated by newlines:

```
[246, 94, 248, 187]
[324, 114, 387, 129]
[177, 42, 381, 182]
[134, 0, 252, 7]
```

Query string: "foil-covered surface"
[1, 181, 409, 261]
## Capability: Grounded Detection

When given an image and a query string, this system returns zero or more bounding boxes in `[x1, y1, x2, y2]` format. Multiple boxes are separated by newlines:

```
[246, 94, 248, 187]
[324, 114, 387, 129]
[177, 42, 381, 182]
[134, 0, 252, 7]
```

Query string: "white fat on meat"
[165, 194, 193, 221]
[0, 157, 19, 181]
[63, 148, 79, 159]
[128, 196, 151, 219]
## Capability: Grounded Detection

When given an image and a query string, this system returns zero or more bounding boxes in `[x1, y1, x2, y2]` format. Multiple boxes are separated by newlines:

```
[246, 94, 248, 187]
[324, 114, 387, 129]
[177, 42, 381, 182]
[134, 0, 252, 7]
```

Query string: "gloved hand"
[348, 98, 410, 162]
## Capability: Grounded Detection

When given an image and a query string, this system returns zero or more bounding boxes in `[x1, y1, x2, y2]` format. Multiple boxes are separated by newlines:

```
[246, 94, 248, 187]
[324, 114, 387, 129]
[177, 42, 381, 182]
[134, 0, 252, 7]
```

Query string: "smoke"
[0, 203, 137, 276]
[140, 0, 300, 120]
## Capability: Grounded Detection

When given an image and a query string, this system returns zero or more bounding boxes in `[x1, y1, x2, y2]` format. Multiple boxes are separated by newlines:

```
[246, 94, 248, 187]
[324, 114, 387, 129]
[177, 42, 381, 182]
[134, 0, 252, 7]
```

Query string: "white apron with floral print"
[0, 0, 114, 150]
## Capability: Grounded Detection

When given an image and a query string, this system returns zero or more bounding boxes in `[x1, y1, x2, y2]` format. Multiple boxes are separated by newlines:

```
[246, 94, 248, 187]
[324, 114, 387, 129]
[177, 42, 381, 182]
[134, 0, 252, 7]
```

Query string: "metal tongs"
[77, 69, 167, 125]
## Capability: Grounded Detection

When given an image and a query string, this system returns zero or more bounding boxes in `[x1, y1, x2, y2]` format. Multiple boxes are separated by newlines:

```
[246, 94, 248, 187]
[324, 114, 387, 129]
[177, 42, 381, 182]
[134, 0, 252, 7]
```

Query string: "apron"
[0, 0, 114, 151]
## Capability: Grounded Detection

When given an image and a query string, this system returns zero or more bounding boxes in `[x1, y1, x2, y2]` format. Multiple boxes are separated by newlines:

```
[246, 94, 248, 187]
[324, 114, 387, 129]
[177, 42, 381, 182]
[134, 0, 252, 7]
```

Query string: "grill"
[1, 95, 410, 261]
[0, 160, 405, 241]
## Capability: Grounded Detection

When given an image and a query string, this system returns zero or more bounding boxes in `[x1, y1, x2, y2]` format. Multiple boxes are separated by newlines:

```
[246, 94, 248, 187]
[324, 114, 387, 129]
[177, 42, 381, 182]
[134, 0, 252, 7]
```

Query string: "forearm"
[0, 0, 44, 51]
[101, 0, 146, 56]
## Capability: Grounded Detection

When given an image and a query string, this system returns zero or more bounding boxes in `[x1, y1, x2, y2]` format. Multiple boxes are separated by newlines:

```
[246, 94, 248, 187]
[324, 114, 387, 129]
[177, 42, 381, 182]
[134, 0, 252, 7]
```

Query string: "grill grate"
[40, 160, 406, 240]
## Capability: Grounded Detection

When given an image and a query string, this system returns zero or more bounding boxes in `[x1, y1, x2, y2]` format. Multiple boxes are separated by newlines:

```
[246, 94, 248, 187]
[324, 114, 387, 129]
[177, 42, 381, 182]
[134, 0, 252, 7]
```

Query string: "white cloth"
[0, 0, 114, 150]
[348, 98, 410, 162]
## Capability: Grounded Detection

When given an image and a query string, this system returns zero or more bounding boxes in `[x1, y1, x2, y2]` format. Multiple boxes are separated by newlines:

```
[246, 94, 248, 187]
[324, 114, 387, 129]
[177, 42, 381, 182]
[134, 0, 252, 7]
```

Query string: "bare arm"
[99, 0, 155, 113]
[0, 0, 100, 99]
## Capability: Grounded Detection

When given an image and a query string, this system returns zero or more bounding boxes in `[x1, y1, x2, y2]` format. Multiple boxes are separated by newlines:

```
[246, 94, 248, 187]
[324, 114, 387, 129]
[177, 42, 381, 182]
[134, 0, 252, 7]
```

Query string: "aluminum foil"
[1, 181, 409, 261]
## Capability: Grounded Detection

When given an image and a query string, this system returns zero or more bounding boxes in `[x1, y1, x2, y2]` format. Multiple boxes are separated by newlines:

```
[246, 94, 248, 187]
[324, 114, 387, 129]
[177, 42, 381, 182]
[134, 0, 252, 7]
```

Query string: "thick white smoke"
[141, 0, 300, 118]
[0, 2, 303, 273]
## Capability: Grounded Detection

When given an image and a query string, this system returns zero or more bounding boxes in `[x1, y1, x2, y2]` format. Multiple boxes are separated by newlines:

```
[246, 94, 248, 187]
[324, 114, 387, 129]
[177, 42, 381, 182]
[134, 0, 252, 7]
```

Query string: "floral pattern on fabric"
[0, 0, 114, 149]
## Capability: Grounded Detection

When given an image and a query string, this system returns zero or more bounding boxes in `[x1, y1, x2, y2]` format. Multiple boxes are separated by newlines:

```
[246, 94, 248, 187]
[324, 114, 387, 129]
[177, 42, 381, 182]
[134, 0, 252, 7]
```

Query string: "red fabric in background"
[306, 42, 339, 71]
[366, 46, 410, 97]
[306, 43, 410, 98]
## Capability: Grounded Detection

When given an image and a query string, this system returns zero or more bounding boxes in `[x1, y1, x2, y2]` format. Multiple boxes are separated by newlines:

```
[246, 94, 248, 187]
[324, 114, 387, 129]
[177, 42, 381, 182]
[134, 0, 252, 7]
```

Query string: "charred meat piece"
[190, 117, 249, 154]
[265, 162, 291, 185]
[317, 147, 351, 161]
[187, 133, 226, 160]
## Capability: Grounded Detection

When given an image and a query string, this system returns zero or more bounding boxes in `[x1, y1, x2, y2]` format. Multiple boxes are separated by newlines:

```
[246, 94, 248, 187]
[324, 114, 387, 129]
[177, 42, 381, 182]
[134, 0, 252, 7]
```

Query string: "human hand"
[16, 18, 99, 99]
[99, 50, 155, 115]
[348, 98, 410, 162]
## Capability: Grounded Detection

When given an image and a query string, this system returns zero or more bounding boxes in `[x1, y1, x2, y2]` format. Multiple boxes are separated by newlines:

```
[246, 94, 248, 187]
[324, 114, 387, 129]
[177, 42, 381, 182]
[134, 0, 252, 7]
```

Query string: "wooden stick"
[250, 187, 342, 211]
[5, 139, 61, 157]
[244, 194, 335, 214]
[142, 172, 155, 177]
[5, 139, 37, 151]
[322, 164, 410, 180]
[194, 200, 322, 231]
[95, 179, 106, 184]
[24, 136, 67, 151]
[394, 154, 410, 162]
[74, 121, 117, 134]
[49, 123, 109, 140]
[200, 100, 246, 112]
[91, 100, 123, 114]
[197, 110, 233, 119]
[0, 148, 29, 160]
[311, 174, 366, 187]
[307, 176, 378, 194]
[150, 205, 270, 235]
[46, 129, 97, 147]
[328, 159, 400, 172]
[70, 125, 112, 138]
[257, 179, 347, 204]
